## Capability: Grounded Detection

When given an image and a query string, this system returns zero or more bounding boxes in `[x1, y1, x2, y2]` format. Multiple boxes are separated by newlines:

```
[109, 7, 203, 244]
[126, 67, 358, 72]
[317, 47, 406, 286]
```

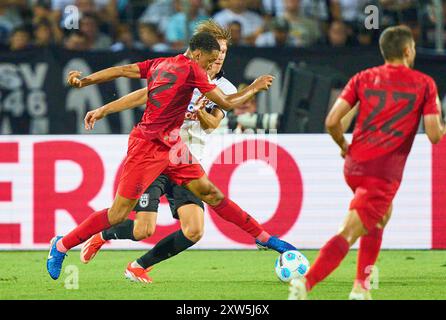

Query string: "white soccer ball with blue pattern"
[275, 250, 310, 282]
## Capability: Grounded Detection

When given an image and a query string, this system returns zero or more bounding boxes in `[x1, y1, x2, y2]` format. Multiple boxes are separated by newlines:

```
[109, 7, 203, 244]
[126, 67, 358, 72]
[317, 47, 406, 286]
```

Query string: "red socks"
[305, 235, 350, 291]
[356, 228, 383, 289]
[304, 229, 382, 292]
[212, 198, 267, 239]
[59, 209, 111, 251]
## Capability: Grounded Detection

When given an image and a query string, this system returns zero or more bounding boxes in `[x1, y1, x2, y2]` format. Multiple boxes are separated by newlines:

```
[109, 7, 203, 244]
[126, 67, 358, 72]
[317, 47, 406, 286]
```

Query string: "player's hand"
[197, 106, 206, 115]
[67, 70, 83, 88]
[196, 100, 209, 118]
[252, 75, 275, 92]
[194, 95, 208, 111]
[84, 107, 106, 130]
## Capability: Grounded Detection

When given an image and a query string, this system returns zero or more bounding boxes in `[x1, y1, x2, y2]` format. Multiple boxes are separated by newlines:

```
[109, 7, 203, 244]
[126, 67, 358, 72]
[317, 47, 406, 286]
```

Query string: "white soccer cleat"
[288, 278, 308, 300]
[348, 283, 372, 300]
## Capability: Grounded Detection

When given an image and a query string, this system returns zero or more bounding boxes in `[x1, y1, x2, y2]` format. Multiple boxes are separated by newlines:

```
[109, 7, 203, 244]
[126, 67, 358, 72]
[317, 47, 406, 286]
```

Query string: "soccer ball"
[275, 250, 310, 282]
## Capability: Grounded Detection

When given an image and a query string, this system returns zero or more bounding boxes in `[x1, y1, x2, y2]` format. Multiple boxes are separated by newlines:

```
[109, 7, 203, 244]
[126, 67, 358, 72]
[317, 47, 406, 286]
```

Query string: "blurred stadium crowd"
[1, 0, 445, 52]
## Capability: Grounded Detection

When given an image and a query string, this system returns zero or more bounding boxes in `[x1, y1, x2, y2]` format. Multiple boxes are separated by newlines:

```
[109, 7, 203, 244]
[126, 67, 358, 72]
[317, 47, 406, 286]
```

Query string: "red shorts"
[345, 175, 400, 231]
[117, 131, 205, 199]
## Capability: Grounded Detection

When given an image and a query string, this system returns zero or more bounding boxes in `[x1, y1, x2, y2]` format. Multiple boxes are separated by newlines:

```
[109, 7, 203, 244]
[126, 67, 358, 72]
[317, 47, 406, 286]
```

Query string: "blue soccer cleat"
[256, 236, 297, 254]
[47, 236, 67, 280]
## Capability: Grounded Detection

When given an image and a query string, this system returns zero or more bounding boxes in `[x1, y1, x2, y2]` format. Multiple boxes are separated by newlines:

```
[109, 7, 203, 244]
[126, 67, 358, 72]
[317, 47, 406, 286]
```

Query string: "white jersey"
[180, 76, 237, 161]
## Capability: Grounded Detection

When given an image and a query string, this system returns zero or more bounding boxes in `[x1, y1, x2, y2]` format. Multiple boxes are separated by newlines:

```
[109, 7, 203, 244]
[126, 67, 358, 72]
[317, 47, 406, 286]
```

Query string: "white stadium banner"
[0, 134, 445, 250]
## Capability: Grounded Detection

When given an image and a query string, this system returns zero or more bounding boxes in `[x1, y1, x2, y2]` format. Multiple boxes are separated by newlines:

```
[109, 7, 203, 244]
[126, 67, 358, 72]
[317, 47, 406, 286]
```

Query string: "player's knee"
[133, 226, 146, 241]
[191, 179, 222, 206]
[183, 226, 203, 243]
[146, 224, 156, 238]
[133, 224, 155, 240]
[379, 207, 392, 228]
[201, 185, 224, 206]
[211, 189, 225, 204]
[133, 230, 147, 241]
[132, 230, 145, 241]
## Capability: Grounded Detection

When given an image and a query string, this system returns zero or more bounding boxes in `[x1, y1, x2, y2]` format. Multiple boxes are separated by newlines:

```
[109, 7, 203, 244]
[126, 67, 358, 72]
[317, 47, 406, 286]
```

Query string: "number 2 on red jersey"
[363, 89, 416, 138]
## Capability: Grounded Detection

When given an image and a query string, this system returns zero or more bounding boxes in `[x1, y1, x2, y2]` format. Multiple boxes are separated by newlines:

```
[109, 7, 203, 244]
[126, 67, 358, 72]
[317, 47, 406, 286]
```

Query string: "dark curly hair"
[189, 32, 220, 53]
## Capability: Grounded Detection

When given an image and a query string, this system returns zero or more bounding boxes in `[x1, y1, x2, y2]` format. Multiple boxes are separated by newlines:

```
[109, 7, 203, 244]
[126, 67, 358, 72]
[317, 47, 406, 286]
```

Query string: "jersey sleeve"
[136, 59, 153, 79]
[339, 73, 360, 107]
[422, 76, 439, 116]
[188, 63, 217, 93]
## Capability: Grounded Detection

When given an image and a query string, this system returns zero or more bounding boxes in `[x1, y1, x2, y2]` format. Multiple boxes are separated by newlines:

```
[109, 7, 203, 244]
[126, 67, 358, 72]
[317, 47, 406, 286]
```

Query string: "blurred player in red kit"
[289, 25, 446, 300]
[47, 32, 297, 280]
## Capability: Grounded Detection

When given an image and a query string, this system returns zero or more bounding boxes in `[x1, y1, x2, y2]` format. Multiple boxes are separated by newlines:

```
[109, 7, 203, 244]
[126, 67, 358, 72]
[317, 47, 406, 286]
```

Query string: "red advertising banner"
[0, 135, 443, 249]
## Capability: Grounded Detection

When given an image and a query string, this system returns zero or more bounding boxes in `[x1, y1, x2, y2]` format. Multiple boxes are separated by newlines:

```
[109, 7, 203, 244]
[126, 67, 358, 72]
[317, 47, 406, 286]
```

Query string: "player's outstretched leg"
[81, 213, 157, 263]
[80, 220, 136, 264]
[350, 205, 392, 300]
[289, 210, 367, 300]
[125, 204, 204, 283]
[186, 175, 297, 253]
[255, 235, 297, 253]
[82, 179, 164, 263]
[349, 227, 383, 300]
[46, 195, 138, 280]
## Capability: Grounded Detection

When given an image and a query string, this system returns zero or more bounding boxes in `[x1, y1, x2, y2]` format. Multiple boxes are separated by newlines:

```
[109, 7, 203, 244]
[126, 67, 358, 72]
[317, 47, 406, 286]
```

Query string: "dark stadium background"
[0, 0, 445, 134]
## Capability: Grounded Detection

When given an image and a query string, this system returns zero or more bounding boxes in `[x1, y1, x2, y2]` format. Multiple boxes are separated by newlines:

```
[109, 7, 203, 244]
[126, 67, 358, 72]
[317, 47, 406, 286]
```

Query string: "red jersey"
[340, 64, 439, 182]
[135, 54, 216, 146]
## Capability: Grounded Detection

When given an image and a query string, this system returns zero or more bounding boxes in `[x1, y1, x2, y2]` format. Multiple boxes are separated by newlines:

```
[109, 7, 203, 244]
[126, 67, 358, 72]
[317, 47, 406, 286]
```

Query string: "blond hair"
[194, 19, 232, 43]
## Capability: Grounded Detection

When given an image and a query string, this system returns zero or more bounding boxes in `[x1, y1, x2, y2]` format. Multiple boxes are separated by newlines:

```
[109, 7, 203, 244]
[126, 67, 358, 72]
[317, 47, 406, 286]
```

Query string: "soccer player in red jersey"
[80, 21, 296, 283]
[289, 25, 446, 300]
[47, 32, 296, 280]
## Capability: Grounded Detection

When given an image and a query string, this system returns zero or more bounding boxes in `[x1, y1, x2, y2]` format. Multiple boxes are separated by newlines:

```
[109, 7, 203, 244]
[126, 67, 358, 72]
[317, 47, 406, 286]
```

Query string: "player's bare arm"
[67, 64, 141, 88]
[424, 96, 446, 144]
[197, 107, 224, 131]
[325, 98, 352, 158]
[341, 104, 358, 133]
[204, 75, 274, 111]
[84, 88, 147, 130]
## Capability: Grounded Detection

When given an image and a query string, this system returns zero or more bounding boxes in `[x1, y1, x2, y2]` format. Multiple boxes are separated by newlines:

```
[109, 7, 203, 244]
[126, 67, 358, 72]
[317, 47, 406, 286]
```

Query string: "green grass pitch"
[0, 250, 445, 300]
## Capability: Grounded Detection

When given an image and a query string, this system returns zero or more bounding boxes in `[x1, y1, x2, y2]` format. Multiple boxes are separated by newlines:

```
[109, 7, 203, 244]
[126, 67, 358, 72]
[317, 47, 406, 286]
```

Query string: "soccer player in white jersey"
[80, 20, 294, 283]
